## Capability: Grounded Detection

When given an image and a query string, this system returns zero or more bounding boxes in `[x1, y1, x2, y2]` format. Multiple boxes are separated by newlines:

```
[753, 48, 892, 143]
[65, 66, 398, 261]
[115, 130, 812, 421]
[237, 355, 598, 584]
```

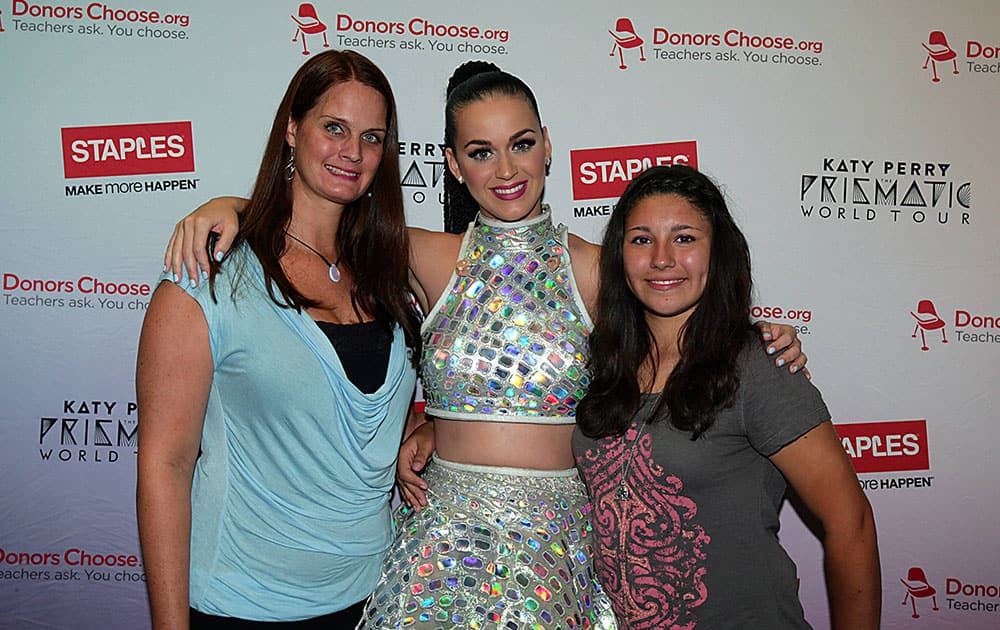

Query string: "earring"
[285, 147, 296, 182]
[457, 175, 464, 184]
[545, 156, 551, 167]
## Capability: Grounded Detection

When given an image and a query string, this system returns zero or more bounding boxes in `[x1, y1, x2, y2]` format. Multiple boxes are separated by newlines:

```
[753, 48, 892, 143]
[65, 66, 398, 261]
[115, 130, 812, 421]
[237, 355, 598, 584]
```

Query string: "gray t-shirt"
[573, 343, 829, 628]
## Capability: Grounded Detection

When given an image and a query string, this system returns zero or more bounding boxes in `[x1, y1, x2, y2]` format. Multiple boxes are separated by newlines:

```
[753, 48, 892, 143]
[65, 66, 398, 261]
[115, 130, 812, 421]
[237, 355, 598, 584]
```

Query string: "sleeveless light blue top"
[166, 244, 416, 620]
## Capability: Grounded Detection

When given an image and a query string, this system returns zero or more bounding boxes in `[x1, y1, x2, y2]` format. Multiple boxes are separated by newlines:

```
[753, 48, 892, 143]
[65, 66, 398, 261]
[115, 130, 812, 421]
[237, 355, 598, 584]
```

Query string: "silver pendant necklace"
[285, 231, 341, 282]
[616, 418, 648, 501]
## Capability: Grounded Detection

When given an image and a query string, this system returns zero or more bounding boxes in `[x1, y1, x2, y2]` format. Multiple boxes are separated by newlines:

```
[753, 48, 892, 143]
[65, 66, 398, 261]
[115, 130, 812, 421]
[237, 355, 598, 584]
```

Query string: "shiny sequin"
[420, 208, 591, 421]
[358, 460, 617, 629]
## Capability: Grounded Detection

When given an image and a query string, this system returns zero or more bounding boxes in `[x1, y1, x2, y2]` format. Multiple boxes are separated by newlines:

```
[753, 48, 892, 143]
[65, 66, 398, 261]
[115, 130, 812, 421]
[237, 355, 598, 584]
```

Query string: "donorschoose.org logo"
[608, 17, 646, 70]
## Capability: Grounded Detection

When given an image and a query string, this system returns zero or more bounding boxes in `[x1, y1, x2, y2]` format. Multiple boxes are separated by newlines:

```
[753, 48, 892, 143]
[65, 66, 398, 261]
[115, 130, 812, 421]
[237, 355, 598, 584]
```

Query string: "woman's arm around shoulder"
[407, 227, 463, 314]
[164, 196, 248, 289]
[135, 282, 215, 630]
[770, 421, 881, 630]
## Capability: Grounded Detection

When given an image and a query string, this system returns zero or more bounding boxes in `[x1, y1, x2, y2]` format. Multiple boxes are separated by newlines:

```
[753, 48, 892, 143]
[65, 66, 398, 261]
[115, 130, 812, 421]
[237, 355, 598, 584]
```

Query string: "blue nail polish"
[172, 272, 180, 284]
[201, 269, 209, 280]
[215, 251, 224, 262]
[777, 358, 785, 367]
[791, 365, 799, 373]
[767, 346, 776, 355]
[763, 332, 772, 340]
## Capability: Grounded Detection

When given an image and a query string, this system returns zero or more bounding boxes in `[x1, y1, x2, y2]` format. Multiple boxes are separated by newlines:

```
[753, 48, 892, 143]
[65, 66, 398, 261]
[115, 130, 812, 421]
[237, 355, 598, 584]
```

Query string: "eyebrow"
[463, 128, 536, 150]
[321, 115, 387, 134]
[626, 223, 705, 233]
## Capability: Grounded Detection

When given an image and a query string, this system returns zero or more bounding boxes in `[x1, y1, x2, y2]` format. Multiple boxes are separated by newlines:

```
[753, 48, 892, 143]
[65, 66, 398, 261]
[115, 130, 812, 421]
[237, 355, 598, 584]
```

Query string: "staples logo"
[570, 141, 698, 201]
[835, 420, 929, 474]
[61, 121, 195, 179]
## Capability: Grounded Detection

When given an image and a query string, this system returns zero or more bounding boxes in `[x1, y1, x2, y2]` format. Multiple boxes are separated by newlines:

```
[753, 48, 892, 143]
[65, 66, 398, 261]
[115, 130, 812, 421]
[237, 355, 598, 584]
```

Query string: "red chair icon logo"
[921, 31, 959, 83]
[292, 3, 329, 56]
[900, 567, 939, 618]
[911, 300, 948, 351]
[609, 18, 646, 70]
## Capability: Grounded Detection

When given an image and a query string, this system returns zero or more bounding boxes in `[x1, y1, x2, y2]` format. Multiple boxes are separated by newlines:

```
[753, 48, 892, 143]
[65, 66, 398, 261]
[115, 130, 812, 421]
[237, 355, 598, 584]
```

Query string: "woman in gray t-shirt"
[573, 165, 880, 629]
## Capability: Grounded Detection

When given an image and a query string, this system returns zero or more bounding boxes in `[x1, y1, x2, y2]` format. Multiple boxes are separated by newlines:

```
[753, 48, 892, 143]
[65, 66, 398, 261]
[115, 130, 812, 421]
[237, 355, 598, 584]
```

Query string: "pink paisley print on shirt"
[576, 422, 710, 629]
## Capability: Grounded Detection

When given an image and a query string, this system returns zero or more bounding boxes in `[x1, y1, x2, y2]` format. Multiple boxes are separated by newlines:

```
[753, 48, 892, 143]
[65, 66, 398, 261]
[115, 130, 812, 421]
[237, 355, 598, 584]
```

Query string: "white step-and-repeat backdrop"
[2, 1, 998, 628]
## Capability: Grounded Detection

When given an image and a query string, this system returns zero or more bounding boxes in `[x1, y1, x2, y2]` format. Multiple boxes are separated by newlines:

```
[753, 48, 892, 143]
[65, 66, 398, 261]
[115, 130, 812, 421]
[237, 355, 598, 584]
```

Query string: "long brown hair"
[577, 165, 753, 438]
[214, 49, 420, 361]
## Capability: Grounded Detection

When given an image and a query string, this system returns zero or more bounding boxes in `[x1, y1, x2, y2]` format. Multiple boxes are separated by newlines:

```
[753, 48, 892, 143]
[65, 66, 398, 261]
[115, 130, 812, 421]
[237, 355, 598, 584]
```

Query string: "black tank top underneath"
[315, 320, 391, 394]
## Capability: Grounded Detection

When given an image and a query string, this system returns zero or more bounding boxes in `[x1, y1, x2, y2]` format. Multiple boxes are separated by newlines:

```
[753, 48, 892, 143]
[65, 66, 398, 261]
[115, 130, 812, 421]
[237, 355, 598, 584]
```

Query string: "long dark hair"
[577, 165, 754, 439]
[441, 61, 543, 233]
[212, 49, 420, 362]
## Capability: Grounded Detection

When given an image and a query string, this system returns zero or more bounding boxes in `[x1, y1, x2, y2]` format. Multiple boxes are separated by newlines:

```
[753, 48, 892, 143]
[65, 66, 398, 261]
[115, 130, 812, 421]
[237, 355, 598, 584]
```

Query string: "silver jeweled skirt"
[358, 456, 618, 629]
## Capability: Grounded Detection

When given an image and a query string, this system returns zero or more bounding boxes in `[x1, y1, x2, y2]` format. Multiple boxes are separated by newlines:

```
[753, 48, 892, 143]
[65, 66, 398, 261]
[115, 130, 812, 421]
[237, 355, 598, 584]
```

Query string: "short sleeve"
[739, 343, 830, 456]
[155, 266, 222, 365]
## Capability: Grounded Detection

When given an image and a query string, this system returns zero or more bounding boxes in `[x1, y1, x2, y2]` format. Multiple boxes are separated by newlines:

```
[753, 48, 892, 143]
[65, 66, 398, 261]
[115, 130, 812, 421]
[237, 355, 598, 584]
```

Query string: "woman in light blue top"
[135, 50, 421, 629]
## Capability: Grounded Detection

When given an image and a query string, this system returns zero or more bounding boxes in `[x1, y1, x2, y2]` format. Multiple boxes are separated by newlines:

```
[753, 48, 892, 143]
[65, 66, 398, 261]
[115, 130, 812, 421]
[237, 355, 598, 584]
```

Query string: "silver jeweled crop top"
[419, 207, 593, 423]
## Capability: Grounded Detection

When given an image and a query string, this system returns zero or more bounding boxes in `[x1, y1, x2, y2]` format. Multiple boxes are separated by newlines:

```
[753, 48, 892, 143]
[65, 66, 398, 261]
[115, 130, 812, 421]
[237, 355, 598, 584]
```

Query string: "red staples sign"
[835, 420, 930, 474]
[570, 141, 698, 200]
[61, 122, 195, 179]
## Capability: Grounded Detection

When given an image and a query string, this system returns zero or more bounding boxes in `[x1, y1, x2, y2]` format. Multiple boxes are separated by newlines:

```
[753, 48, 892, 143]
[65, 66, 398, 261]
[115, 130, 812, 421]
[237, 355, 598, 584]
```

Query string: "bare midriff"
[434, 419, 577, 470]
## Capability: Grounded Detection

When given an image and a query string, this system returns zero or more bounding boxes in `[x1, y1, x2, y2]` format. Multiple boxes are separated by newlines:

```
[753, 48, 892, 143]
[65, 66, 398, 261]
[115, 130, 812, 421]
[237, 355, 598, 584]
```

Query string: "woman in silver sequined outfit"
[361, 63, 620, 630]
[161, 60, 807, 630]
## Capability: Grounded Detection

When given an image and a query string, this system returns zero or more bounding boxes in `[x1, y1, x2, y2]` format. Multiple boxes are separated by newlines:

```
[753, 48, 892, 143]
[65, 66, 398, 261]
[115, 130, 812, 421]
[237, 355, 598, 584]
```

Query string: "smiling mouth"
[490, 181, 527, 199]
[647, 279, 685, 289]
[325, 165, 359, 179]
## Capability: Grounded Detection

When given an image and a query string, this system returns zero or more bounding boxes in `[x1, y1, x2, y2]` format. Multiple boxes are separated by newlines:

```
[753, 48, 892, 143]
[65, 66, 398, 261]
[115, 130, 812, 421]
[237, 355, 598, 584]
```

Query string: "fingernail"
[215, 251, 224, 262]
[791, 365, 800, 373]
[172, 272, 180, 284]
[201, 269, 208, 280]
[777, 358, 785, 367]
[767, 346, 776, 355]
[162, 264, 167, 273]
[762, 332, 772, 340]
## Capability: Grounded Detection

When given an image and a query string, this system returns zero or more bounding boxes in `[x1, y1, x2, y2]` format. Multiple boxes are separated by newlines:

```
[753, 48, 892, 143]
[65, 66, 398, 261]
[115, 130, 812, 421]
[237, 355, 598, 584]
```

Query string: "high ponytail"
[442, 61, 542, 233]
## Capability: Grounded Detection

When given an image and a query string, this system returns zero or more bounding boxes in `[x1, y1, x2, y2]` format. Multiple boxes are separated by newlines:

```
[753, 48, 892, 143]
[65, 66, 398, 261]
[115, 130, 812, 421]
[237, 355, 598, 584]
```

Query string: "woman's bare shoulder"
[408, 226, 463, 250]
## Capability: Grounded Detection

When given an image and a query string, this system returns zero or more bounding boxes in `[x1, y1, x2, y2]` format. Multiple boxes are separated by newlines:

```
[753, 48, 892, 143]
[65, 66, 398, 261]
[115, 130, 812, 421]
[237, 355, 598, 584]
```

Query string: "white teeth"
[649, 279, 683, 287]
[325, 165, 358, 178]
[493, 183, 525, 194]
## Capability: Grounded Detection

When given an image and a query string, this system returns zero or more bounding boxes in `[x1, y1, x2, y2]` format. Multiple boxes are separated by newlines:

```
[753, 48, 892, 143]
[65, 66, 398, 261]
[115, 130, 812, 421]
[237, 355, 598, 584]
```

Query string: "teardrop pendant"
[285, 231, 342, 284]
